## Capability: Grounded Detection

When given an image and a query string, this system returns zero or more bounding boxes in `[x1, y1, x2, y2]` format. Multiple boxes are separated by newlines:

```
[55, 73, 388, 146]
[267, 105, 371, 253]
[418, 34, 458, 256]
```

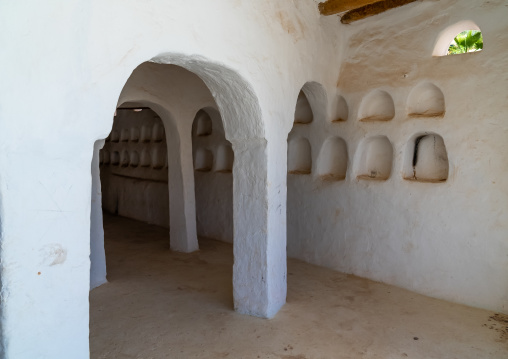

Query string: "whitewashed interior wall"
[192, 109, 234, 243]
[287, 0, 508, 314]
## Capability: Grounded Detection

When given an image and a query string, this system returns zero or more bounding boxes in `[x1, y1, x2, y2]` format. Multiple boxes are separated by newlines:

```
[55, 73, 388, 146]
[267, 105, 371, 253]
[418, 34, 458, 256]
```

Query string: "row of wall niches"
[288, 134, 449, 183]
[99, 148, 167, 169]
[295, 82, 445, 124]
[105, 122, 165, 143]
[193, 145, 234, 173]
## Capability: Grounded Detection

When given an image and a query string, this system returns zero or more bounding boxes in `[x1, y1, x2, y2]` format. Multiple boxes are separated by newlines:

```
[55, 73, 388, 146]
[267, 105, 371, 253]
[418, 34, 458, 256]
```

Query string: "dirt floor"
[90, 214, 508, 359]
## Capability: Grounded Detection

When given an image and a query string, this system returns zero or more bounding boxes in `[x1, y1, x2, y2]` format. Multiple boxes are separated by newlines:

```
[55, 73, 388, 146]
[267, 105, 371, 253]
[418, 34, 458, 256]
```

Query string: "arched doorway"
[90, 58, 286, 321]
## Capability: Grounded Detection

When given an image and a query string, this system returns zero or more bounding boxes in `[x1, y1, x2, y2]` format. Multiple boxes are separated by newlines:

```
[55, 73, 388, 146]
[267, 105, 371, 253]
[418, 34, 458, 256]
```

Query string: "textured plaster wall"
[287, 0, 508, 314]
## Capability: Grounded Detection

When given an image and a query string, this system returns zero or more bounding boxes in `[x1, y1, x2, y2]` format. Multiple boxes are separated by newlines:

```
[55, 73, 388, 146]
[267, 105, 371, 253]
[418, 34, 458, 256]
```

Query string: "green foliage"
[448, 30, 483, 55]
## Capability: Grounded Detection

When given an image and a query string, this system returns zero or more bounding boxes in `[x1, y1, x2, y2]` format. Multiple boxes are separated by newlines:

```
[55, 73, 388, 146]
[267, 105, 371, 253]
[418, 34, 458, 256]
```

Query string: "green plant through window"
[448, 30, 483, 55]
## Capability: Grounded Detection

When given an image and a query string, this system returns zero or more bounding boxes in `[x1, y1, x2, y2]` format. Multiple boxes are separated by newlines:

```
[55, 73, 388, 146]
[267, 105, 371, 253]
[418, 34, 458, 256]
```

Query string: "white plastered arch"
[90, 55, 286, 320]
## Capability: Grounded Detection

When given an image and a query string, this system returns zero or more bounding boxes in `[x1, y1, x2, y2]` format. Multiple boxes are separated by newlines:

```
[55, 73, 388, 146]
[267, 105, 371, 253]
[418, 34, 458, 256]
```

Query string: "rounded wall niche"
[120, 150, 130, 167]
[317, 137, 348, 181]
[140, 125, 151, 142]
[358, 90, 395, 122]
[407, 82, 445, 118]
[110, 130, 120, 142]
[130, 127, 140, 142]
[288, 137, 312, 175]
[194, 148, 213, 172]
[215, 144, 234, 173]
[356, 136, 393, 181]
[152, 122, 164, 142]
[140, 149, 151, 167]
[294, 91, 314, 124]
[151, 148, 165, 169]
[120, 128, 129, 142]
[110, 151, 120, 166]
[333, 95, 349, 122]
[193, 110, 213, 136]
[404, 134, 449, 182]
[130, 151, 140, 167]
[102, 150, 110, 165]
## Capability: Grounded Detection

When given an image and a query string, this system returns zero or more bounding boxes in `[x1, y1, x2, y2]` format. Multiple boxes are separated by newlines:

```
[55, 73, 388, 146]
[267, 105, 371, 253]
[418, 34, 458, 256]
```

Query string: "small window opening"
[447, 30, 483, 55]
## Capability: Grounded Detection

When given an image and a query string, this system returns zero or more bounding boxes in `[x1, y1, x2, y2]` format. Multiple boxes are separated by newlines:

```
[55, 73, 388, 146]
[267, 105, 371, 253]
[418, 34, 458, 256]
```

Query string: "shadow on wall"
[100, 107, 170, 228]
[192, 108, 234, 243]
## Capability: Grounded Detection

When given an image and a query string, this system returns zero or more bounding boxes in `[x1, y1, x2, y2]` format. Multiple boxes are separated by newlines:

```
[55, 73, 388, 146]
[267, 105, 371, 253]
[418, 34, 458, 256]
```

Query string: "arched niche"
[403, 133, 449, 183]
[151, 148, 165, 169]
[193, 109, 213, 136]
[358, 90, 395, 122]
[333, 95, 349, 122]
[194, 148, 213, 172]
[356, 136, 393, 180]
[120, 128, 130, 142]
[433, 20, 482, 57]
[317, 137, 348, 181]
[215, 144, 234, 173]
[407, 82, 445, 118]
[294, 91, 313, 124]
[120, 150, 130, 167]
[140, 148, 151, 167]
[110, 151, 120, 165]
[110, 130, 120, 142]
[294, 82, 327, 125]
[140, 125, 151, 142]
[130, 151, 140, 167]
[288, 137, 312, 175]
[102, 150, 110, 165]
[130, 127, 140, 142]
[151, 121, 165, 142]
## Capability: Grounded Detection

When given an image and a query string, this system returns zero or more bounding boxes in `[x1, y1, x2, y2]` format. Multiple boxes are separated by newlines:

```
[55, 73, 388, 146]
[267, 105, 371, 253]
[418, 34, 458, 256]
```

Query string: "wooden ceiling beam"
[340, 0, 418, 24]
[318, 0, 380, 15]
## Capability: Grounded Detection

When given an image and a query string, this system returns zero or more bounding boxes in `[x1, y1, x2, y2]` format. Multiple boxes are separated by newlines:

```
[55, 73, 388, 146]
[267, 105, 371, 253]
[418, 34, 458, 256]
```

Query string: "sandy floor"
[90, 214, 508, 359]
